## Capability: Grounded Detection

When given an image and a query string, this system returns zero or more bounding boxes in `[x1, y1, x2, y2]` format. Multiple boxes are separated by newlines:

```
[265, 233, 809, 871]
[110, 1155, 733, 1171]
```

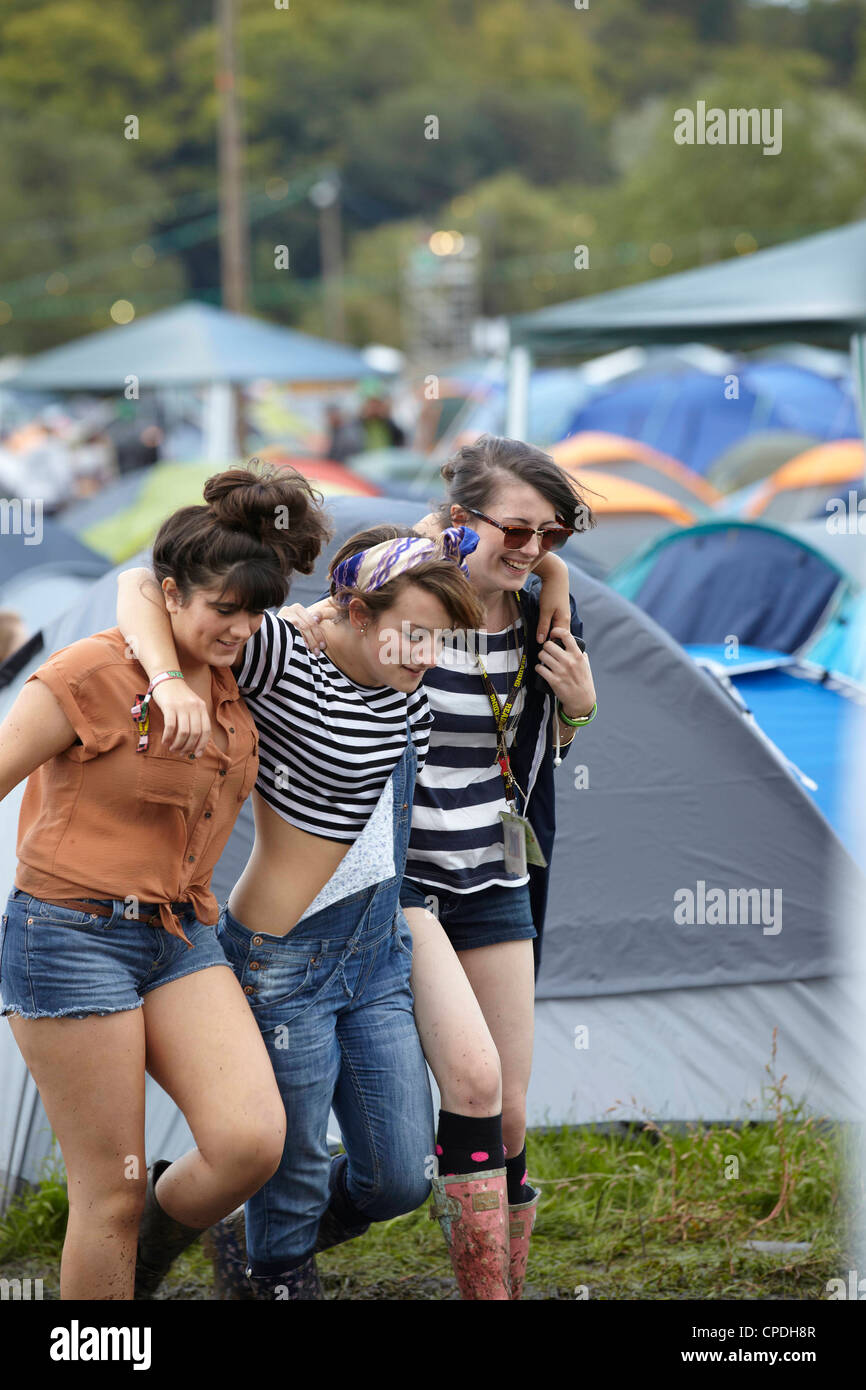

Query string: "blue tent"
[686, 645, 866, 863]
[805, 588, 866, 684]
[564, 363, 858, 475]
[609, 520, 851, 653]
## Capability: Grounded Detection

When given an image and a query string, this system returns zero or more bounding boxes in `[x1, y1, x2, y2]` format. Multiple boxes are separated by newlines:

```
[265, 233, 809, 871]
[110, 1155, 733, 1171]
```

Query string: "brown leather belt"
[37, 897, 191, 927]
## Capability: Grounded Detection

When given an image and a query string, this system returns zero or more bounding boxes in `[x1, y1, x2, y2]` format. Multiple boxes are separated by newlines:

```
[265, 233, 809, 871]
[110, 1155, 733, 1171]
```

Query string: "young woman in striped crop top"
[286, 435, 598, 1298]
[117, 510, 484, 1300]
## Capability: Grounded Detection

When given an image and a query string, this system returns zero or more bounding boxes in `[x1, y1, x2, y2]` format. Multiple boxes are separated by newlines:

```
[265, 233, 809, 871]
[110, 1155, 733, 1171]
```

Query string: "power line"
[0, 170, 324, 304]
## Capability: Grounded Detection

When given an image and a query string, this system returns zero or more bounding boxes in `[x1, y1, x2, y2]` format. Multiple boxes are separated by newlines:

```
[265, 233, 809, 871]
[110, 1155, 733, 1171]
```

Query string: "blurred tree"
[0, 110, 187, 351]
[643, 0, 739, 44]
[2, 0, 866, 356]
[804, 0, 864, 83]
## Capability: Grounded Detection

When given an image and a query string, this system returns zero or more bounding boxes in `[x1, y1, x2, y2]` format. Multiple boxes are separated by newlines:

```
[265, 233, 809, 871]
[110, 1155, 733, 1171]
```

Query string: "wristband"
[149, 669, 185, 694]
[557, 699, 596, 727]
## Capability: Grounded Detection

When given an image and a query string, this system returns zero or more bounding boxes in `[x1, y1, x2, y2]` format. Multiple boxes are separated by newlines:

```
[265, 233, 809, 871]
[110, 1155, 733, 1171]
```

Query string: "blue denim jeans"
[216, 725, 435, 1270]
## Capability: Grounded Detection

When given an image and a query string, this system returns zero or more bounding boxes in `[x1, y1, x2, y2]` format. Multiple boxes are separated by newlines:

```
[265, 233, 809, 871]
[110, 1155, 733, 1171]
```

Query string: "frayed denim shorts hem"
[0, 887, 232, 1022]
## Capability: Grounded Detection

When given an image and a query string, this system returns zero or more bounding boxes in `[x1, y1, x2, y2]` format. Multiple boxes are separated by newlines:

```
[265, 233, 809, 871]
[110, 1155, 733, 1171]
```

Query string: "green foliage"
[1, 0, 866, 352]
[0, 1148, 69, 1262]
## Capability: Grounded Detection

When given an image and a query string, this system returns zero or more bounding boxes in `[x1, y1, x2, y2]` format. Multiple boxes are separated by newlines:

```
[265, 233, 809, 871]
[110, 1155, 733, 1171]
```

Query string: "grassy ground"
[1, 1067, 857, 1300]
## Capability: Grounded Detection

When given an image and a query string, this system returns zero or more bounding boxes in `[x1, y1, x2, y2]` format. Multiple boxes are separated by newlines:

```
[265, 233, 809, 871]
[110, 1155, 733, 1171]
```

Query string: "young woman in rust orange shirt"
[0, 465, 329, 1300]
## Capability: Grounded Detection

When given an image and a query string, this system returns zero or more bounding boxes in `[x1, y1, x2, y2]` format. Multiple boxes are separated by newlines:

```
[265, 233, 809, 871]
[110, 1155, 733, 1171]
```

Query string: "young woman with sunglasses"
[116, 520, 485, 1300]
[285, 435, 597, 1298]
[0, 466, 328, 1300]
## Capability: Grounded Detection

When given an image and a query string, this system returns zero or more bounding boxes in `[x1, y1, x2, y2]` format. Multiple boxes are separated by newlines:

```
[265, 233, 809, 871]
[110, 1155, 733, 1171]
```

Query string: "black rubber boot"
[134, 1160, 206, 1300]
[314, 1153, 371, 1253]
[201, 1206, 255, 1301]
[203, 1154, 369, 1298]
[247, 1254, 323, 1301]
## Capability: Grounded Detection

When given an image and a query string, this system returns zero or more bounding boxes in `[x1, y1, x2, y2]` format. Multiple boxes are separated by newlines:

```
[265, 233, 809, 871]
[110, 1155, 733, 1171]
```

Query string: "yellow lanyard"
[475, 595, 527, 803]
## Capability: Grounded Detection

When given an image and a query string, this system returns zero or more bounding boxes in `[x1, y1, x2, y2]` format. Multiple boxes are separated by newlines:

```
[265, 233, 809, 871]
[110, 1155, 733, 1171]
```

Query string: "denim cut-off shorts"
[398, 878, 537, 951]
[0, 888, 232, 1021]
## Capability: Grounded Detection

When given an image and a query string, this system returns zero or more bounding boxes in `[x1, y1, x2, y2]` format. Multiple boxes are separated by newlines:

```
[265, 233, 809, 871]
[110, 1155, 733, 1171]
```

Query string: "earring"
[359, 623, 368, 635]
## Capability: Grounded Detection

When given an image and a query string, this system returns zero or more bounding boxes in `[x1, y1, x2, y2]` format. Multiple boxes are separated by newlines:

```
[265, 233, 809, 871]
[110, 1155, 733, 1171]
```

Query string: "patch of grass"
[1, 1037, 858, 1299]
[0, 1146, 69, 1262]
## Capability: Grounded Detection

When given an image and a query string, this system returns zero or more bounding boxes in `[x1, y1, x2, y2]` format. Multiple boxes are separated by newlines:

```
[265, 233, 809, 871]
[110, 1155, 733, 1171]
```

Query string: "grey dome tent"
[1, 497, 863, 1207]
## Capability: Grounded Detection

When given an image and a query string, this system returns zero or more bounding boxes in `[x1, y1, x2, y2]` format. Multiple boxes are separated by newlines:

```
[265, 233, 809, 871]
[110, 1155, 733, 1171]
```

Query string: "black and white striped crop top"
[235, 610, 433, 842]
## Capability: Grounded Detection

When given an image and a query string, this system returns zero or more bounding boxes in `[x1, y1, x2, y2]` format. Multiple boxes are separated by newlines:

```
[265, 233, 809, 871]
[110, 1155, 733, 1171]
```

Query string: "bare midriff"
[227, 790, 352, 936]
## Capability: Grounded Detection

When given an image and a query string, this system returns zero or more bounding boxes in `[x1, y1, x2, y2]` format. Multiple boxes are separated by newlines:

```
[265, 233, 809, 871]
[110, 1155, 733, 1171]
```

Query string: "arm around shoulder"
[116, 567, 179, 676]
[116, 567, 210, 756]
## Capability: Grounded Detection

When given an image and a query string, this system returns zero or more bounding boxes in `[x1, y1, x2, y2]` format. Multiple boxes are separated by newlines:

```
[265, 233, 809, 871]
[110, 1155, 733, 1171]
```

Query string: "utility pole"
[216, 0, 249, 314]
[216, 0, 248, 457]
[311, 174, 346, 342]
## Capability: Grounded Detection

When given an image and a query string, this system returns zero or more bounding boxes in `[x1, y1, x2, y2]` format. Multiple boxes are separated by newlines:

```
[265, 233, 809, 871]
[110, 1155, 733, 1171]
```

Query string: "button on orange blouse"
[15, 628, 258, 945]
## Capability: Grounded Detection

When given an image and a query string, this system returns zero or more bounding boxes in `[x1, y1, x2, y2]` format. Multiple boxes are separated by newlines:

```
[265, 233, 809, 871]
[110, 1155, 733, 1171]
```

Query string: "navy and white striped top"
[235, 610, 432, 842]
[404, 618, 529, 894]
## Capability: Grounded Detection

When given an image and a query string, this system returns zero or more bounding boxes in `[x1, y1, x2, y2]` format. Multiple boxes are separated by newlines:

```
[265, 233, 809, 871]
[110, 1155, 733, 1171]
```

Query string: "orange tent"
[745, 439, 865, 517]
[255, 445, 382, 497]
[565, 468, 697, 525]
[552, 431, 720, 507]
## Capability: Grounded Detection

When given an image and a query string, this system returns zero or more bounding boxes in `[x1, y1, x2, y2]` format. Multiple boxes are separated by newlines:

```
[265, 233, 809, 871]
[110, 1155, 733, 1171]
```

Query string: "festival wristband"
[149, 669, 185, 694]
[131, 670, 185, 753]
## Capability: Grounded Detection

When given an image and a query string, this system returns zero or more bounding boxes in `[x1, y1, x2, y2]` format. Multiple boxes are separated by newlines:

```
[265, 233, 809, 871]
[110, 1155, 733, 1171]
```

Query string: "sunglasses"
[463, 508, 573, 552]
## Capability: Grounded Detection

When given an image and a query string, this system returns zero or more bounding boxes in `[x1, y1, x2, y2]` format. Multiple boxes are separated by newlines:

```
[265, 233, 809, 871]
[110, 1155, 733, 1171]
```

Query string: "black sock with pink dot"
[505, 1144, 538, 1204]
[435, 1109, 505, 1177]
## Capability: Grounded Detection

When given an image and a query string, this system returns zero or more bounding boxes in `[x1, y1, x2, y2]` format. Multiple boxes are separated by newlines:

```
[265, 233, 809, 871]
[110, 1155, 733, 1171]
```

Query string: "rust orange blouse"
[15, 627, 258, 944]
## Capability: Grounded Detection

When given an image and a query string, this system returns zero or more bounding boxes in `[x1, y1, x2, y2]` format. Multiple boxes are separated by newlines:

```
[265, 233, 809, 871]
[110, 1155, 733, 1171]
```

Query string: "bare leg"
[141, 965, 286, 1227]
[8, 1009, 147, 1300]
[403, 907, 502, 1116]
[455, 939, 535, 1158]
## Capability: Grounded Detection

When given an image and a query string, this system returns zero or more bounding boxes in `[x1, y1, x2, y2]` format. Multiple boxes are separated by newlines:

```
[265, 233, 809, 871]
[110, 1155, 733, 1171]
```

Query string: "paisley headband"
[331, 525, 479, 599]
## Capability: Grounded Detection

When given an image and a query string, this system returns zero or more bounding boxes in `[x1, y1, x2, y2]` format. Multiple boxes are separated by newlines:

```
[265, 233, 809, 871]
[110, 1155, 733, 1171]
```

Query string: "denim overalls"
[216, 720, 434, 1269]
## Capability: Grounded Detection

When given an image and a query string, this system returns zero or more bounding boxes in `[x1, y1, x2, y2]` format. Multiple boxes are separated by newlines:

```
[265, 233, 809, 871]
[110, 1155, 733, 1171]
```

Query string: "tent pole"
[204, 381, 236, 462]
[850, 333, 866, 486]
[505, 343, 532, 441]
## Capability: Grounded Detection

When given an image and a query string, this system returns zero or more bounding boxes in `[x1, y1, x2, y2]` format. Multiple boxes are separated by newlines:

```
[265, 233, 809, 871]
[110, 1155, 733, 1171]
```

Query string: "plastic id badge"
[499, 810, 548, 874]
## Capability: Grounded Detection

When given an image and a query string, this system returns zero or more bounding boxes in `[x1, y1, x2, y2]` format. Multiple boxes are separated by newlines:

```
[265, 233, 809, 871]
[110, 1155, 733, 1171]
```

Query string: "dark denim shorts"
[0, 887, 232, 1021]
[398, 877, 537, 951]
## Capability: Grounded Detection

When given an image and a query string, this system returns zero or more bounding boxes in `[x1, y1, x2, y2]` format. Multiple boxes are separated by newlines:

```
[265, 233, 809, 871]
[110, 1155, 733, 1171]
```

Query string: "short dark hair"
[438, 434, 595, 532]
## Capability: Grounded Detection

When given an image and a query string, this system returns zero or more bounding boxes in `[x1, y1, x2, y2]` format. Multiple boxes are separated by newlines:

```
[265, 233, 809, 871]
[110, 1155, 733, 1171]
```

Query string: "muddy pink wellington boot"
[508, 1190, 540, 1301]
[430, 1169, 511, 1300]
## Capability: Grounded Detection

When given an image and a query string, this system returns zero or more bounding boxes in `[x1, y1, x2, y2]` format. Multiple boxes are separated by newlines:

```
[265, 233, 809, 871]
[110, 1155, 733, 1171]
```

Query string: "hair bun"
[201, 462, 331, 575]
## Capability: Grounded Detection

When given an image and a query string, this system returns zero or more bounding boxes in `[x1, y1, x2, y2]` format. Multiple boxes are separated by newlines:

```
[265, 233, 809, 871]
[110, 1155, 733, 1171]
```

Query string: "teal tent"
[8, 300, 374, 463]
[8, 300, 371, 391]
[510, 220, 866, 355]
